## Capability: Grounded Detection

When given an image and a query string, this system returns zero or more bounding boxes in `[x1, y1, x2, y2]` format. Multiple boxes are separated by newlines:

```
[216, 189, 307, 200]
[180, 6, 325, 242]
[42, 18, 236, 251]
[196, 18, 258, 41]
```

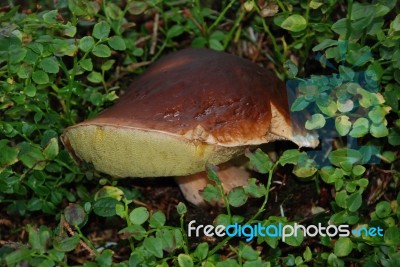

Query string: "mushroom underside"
[62, 124, 244, 178]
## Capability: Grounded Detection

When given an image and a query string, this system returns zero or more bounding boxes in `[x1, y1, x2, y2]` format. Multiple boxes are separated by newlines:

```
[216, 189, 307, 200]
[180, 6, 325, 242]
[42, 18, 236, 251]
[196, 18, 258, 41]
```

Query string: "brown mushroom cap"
[61, 48, 318, 178]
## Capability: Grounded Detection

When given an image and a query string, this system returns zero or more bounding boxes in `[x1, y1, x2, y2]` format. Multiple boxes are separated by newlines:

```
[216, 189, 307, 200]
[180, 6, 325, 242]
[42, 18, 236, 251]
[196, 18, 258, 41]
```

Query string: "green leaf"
[101, 59, 115, 71]
[355, 178, 368, 188]
[93, 197, 120, 217]
[285, 60, 298, 78]
[193, 242, 208, 261]
[115, 203, 124, 218]
[92, 44, 111, 57]
[87, 71, 103, 83]
[149, 211, 166, 228]
[228, 187, 248, 207]
[178, 254, 194, 267]
[176, 202, 187, 215]
[64, 203, 86, 226]
[127, 1, 148, 15]
[334, 237, 353, 257]
[63, 22, 76, 37]
[349, 118, 369, 138]
[24, 84, 37, 97]
[331, 18, 348, 36]
[201, 184, 221, 203]
[330, 210, 347, 224]
[283, 224, 304, 246]
[167, 25, 184, 38]
[388, 129, 400, 146]
[18, 142, 46, 170]
[241, 245, 260, 261]
[375, 201, 392, 218]
[291, 96, 310, 111]
[96, 249, 113, 267]
[337, 99, 354, 113]
[206, 164, 221, 184]
[42, 10, 57, 23]
[245, 148, 273, 174]
[329, 148, 362, 166]
[209, 39, 224, 51]
[108, 36, 126, 51]
[279, 149, 303, 166]
[93, 21, 111, 40]
[28, 225, 48, 253]
[335, 115, 352, 136]
[320, 167, 343, 184]
[327, 253, 344, 267]
[312, 39, 338, 52]
[381, 151, 396, 163]
[79, 36, 95, 52]
[119, 224, 146, 240]
[5, 248, 31, 265]
[339, 65, 355, 81]
[384, 227, 400, 246]
[40, 56, 59, 73]
[293, 158, 317, 178]
[317, 98, 337, 116]
[53, 235, 80, 252]
[95, 186, 124, 201]
[368, 106, 387, 124]
[105, 2, 123, 20]
[90, 91, 103, 104]
[0, 140, 19, 169]
[303, 246, 312, 262]
[305, 113, 326, 130]
[32, 70, 49, 84]
[335, 190, 348, 209]
[129, 207, 149, 225]
[144, 236, 163, 258]
[347, 192, 362, 212]
[9, 46, 27, 64]
[79, 58, 93, 71]
[357, 88, 381, 108]
[352, 165, 366, 176]
[43, 137, 59, 160]
[281, 14, 307, 32]
[243, 178, 267, 198]
[370, 123, 389, 138]
[390, 14, 400, 32]
[214, 214, 231, 227]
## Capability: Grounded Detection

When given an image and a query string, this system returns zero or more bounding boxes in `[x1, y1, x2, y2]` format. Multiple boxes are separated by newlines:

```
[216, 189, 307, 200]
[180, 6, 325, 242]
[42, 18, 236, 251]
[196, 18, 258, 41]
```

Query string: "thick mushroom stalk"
[61, 48, 318, 205]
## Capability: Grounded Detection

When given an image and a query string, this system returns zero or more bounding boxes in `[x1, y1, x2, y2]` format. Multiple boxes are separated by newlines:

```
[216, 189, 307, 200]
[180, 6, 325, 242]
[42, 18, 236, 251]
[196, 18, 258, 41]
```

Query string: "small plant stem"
[123, 199, 136, 251]
[31, 253, 68, 267]
[246, 161, 279, 224]
[63, 220, 98, 257]
[209, 0, 236, 33]
[275, 0, 287, 12]
[219, 184, 232, 219]
[208, 235, 232, 256]
[208, 161, 279, 257]
[101, 69, 108, 93]
[252, 3, 282, 64]
[223, 7, 245, 49]
[179, 214, 189, 255]
[150, 13, 159, 55]
[74, 225, 99, 257]
[344, 0, 353, 53]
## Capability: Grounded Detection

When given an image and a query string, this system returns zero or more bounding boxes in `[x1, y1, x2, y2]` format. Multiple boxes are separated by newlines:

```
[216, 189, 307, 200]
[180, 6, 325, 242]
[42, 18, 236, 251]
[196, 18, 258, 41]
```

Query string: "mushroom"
[61, 48, 318, 205]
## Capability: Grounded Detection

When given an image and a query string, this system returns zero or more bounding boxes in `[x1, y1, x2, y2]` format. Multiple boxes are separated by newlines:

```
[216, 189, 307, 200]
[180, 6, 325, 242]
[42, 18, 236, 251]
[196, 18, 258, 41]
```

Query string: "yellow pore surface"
[63, 125, 243, 178]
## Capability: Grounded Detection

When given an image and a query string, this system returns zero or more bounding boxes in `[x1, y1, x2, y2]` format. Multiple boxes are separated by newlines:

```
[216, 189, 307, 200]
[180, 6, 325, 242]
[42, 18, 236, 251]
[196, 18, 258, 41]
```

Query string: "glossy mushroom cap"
[61, 48, 318, 178]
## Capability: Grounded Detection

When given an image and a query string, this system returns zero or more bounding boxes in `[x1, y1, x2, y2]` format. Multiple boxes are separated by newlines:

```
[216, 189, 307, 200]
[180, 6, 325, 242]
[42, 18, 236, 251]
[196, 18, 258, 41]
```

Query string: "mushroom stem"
[175, 164, 250, 206]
